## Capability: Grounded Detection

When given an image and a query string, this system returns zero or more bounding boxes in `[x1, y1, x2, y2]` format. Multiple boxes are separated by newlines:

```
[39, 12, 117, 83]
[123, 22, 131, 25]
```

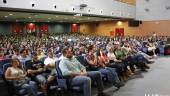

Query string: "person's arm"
[45, 63, 55, 68]
[86, 57, 97, 66]
[81, 69, 87, 76]
[103, 56, 110, 64]
[59, 60, 81, 76]
[98, 56, 106, 68]
[76, 59, 87, 76]
[114, 58, 122, 63]
[27, 68, 44, 75]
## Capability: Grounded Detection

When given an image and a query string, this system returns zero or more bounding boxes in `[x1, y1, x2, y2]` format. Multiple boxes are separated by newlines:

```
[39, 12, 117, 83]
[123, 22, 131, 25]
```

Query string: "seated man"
[26, 55, 48, 95]
[44, 51, 58, 83]
[59, 47, 109, 96]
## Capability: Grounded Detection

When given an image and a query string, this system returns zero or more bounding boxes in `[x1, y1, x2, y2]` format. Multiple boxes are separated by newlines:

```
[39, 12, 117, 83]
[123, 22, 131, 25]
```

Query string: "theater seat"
[55, 61, 82, 95]
[75, 55, 89, 70]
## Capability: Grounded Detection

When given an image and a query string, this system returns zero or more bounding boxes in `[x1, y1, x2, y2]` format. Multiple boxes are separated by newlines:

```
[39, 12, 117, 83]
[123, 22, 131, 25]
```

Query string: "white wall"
[136, 0, 170, 21]
[0, 0, 135, 18]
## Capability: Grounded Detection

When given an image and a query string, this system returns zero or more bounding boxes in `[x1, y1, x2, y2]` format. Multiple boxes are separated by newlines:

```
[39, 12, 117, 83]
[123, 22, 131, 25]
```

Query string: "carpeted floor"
[101, 56, 170, 96]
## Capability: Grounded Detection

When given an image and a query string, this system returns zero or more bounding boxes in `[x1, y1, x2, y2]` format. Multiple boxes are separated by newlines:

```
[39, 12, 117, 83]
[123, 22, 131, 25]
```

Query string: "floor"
[101, 56, 170, 96]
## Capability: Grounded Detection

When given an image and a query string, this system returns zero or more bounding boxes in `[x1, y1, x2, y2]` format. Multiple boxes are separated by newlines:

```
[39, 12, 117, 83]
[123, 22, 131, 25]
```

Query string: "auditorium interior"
[0, 0, 170, 96]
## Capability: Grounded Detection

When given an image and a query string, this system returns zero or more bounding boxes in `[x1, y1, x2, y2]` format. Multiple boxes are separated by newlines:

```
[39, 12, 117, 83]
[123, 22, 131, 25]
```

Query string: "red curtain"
[40, 24, 48, 34]
[71, 24, 78, 33]
[26, 23, 36, 33]
[115, 28, 124, 37]
[12, 24, 23, 35]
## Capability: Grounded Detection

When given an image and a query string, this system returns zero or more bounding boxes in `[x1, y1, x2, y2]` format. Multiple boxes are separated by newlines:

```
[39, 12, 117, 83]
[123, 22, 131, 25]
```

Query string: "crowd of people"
[0, 33, 168, 96]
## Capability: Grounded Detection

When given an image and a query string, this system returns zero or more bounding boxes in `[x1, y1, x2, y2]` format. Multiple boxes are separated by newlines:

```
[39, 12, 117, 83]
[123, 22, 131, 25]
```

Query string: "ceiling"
[0, 11, 123, 23]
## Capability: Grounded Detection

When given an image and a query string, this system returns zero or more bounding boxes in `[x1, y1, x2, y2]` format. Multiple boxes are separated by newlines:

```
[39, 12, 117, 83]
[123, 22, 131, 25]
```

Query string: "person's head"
[20, 49, 27, 57]
[32, 55, 38, 63]
[99, 47, 104, 52]
[88, 45, 94, 53]
[109, 47, 114, 53]
[13, 49, 19, 55]
[0, 49, 4, 56]
[36, 48, 42, 55]
[11, 58, 20, 67]
[47, 51, 54, 58]
[62, 47, 73, 59]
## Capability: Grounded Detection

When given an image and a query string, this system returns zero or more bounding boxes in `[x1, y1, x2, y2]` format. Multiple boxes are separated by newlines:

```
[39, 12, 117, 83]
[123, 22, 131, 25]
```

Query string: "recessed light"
[28, 17, 32, 19]
[9, 14, 13, 16]
[56, 16, 59, 17]
[4, 16, 8, 18]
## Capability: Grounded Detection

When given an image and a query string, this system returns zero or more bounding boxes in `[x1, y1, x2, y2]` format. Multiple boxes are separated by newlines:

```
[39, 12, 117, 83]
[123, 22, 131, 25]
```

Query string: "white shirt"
[44, 57, 57, 66]
[107, 52, 116, 61]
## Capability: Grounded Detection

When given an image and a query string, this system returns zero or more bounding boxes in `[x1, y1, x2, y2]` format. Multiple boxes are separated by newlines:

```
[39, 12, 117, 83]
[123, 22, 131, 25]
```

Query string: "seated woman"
[86, 45, 123, 88]
[114, 44, 135, 74]
[107, 47, 127, 81]
[5, 58, 38, 96]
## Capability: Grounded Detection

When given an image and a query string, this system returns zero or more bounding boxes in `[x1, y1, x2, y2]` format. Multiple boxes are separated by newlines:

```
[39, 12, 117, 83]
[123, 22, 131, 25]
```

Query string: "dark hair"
[20, 49, 26, 54]
[87, 45, 94, 52]
[62, 47, 69, 55]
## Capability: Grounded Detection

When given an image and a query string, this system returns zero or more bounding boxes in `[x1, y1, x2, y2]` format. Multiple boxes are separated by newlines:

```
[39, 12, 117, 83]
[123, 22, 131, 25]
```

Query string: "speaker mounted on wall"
[128, 20, 140, 27]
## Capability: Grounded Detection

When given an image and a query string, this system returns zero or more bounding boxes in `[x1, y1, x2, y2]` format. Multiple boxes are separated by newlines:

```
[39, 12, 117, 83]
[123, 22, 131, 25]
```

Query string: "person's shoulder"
[59, 57, 68, 63]
[7, 67, 13, 70]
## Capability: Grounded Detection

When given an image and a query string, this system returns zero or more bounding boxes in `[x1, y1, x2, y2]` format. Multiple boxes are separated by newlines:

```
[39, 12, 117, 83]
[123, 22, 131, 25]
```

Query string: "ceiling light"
[56, 16, 59, 17]
[155, 21, 159, 24]
[74, 13, 82, 16]
[117, 21, 123, 26]
[4, 16, 8, 18]
[29, 23, 33, 25]
[28, 17, 32, 19]
[9, 14, 13, 16]
[47, 21, 50, 22]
